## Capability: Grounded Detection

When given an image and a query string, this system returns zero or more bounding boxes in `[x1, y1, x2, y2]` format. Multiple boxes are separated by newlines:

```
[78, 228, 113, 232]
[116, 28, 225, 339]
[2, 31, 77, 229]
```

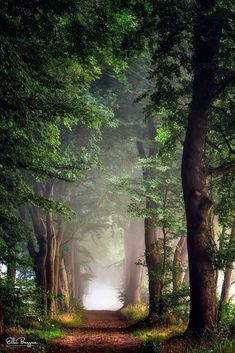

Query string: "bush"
[217, 302, 235, 335]
[121, 304, 148, 325]
[1, 277, 44, 327]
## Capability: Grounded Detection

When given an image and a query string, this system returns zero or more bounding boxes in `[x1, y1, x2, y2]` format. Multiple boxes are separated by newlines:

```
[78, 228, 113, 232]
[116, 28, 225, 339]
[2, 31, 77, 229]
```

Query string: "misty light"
[84, 280, 122, 310]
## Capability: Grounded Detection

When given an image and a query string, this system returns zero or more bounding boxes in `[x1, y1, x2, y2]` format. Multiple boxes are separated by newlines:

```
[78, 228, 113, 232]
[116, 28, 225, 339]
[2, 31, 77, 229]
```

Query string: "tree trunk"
[58, 258, 70, 311]
[0, 291, 3, 337]
[220, 219, 235, 303]
[183, 265, 189, 285]
[26, 206, 48, 311]
[145, 212, 162, 320]
[63, 242, 73, 298]
[54, 216, 64, 297]
[73, 241, 83, 303]
[173, 236, 187, 291]
[181, 1, 221, 334]
[123, 219, 144, 306]
[136, 117, 163, 322]
[45, 213, 56, 315]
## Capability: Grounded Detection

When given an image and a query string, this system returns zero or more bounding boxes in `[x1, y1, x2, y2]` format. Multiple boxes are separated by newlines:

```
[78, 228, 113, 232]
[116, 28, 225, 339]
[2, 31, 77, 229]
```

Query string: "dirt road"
[47, 310, 142, 353]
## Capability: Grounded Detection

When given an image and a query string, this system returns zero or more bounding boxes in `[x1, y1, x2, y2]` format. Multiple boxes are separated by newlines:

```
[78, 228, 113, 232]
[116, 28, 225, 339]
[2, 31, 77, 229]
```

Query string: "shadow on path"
[47, 310, 142, 353]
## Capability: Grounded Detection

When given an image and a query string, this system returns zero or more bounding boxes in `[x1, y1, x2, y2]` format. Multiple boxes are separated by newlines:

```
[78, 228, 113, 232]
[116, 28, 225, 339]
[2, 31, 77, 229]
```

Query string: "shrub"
[121, 304, 148, 325]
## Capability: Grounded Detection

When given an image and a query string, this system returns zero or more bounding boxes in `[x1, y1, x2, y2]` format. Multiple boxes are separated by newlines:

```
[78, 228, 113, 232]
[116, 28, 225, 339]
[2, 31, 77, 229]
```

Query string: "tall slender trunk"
[137, 117, 163, 322]
[63, 241, 73, 298]
[54, 216, 64, 299]
[73, 242, 83, 303]
[58, 258, 70, 311]
[45, 213, 56, 315]
[0, 289, 3, 337]
[123, 219, 144, 306]
[181, 1, 221, 334]
[25, 205, 48, 311]
[220, 219, 235, 303]
[173, 236, 187, 291]
[145, 215, 162, 320]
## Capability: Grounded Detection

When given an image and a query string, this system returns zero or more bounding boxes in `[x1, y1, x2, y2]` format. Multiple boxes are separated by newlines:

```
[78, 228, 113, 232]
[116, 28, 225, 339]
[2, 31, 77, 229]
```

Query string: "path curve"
[47, 310, 141, 353]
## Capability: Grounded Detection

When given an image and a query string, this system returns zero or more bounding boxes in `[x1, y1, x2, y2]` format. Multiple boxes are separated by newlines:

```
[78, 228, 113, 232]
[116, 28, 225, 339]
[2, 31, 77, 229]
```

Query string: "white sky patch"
[84, 280, 122, 310]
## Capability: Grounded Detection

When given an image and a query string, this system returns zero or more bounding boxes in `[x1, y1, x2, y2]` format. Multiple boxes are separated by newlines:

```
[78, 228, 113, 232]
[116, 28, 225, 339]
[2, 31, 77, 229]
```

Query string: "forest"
[0, 1, 234, 352]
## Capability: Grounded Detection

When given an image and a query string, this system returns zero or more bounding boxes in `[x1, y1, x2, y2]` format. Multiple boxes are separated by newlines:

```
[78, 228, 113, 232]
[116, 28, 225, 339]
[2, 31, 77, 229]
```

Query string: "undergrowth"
[121, 303, 148, 324]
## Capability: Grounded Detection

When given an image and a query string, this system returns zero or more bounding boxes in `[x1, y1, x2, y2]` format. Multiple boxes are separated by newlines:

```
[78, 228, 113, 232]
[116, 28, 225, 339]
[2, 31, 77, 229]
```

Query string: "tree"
[130, 0, 235, 334]
[123, 219, 144, 306]
[181, 1, 235, 334]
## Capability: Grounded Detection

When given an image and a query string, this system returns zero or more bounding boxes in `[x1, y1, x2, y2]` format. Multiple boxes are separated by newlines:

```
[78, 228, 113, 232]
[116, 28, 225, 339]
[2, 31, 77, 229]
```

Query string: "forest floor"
[47, 310, 142, 353]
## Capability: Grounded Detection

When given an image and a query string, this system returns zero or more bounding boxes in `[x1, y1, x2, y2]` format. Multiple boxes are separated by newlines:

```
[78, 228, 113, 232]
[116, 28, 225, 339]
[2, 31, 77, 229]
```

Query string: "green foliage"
[161, 286, 190, 320]
[24, 328, 63, 351]
[1, 277, 44, 327]
[142, 339, 162, 353]
[189, 338, 235, 353]
[217, 303, 235, 335]
[209, 232, 235, 270]
[134, 325, 185, 352]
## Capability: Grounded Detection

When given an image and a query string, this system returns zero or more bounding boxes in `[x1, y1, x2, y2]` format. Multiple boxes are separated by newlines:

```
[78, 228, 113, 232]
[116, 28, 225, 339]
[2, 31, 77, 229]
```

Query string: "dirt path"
[47, 310, 142, 353]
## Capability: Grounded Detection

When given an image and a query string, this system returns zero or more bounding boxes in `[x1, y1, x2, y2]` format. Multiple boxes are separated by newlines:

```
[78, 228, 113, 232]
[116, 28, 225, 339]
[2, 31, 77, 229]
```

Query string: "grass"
[121, 303, 148, 325]
[122, 305, 235, 353]
[52, 312, 83, 328]
[189, 338, 235, 353]
[134, 327, 235, 353]
[25, 327, 63, 342]
[0, 311, 83, 352]
[134, 324, 186, 353]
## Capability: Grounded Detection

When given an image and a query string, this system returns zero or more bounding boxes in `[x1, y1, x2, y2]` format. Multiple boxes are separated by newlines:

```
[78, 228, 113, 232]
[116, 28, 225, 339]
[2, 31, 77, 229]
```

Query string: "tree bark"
[181, 1, 221, 334]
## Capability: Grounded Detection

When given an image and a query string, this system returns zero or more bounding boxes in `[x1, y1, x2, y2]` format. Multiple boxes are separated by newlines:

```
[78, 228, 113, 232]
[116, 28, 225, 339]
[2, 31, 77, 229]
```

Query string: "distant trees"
[0, 0, 140, 331]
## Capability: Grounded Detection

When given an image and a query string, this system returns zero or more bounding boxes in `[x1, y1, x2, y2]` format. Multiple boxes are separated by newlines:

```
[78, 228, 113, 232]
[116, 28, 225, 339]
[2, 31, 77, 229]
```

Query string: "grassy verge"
[122, 304, 235, 353]
[0, 311, 83, 352]
[135, 327, 235, 353]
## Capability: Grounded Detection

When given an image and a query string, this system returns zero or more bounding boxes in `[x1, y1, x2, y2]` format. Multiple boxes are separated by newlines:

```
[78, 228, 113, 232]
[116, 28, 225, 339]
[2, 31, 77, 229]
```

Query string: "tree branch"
[211, 75, 235, 100]
[207, 160, 235, 177]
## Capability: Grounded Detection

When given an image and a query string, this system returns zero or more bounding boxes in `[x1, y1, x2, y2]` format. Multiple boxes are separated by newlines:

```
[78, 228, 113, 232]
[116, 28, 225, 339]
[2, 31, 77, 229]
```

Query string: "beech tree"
[129, 0, 235, 334]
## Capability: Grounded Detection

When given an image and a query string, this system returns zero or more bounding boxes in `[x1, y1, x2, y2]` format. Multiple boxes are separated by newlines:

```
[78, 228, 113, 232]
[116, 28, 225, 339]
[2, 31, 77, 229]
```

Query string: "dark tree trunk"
[26, 205, 48, 311]
[0, 291, 3, 337]
[181, 1, 221, 334]
[145, 216, 162, 320]
[45, 213, 56, 315]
